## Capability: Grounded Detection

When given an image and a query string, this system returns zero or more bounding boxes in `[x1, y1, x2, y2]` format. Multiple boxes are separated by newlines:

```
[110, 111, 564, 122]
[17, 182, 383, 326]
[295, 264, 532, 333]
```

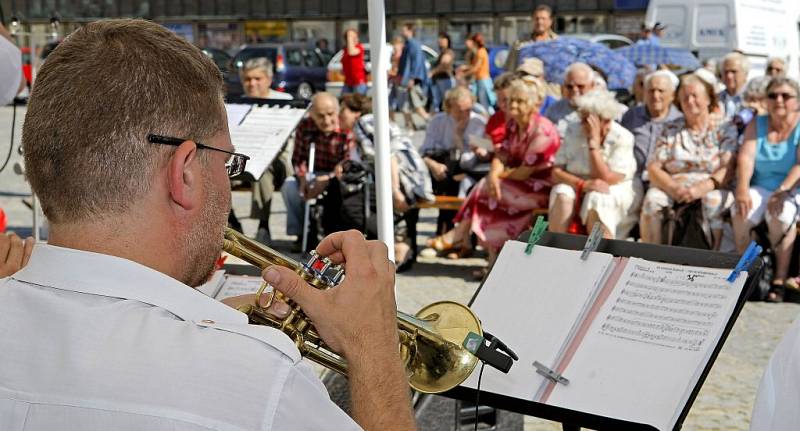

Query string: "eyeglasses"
[767, 92, 796, 101]
[564, 83, 588, 92]
[147, 134, 250, 178]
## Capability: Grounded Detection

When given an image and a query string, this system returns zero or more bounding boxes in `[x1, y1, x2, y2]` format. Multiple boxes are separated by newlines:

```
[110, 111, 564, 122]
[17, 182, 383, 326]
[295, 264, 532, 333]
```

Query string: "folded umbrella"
[615, 44, 701, 70]
[517, 37, 637, 90]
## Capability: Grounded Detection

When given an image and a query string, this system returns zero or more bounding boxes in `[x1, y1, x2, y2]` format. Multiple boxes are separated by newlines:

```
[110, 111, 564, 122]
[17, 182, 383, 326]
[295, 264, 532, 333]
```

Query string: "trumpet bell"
[405, 301, 482, 394]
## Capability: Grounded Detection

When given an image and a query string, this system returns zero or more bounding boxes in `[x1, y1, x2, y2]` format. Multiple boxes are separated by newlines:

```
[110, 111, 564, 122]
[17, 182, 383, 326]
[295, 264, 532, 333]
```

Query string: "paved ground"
[3, 105, 800, 430]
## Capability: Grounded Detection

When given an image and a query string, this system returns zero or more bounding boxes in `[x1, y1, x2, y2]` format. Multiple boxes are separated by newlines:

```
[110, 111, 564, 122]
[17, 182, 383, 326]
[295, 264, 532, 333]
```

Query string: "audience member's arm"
[647, 160, 683, 200]
[735, 123, 757, 217]
[585, 117, 625, 185]
[552, 166, 583, 189]
[346, 33, 359, 57]
[0, 232, 34, 278]
[265, 231, 416, 431]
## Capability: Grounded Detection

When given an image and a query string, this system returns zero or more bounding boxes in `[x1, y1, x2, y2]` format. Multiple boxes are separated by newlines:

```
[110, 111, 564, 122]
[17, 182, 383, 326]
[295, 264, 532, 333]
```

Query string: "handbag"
[567, 182, 587, 235]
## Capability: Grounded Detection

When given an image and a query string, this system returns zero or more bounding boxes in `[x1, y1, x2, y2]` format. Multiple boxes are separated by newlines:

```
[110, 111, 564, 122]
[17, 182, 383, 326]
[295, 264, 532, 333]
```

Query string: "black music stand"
[442, 232, 762, 431]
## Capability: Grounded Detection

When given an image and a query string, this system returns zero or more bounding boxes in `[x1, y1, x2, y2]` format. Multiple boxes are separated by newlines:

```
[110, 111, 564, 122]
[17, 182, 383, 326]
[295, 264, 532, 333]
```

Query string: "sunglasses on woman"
[767, 92, 796, 101]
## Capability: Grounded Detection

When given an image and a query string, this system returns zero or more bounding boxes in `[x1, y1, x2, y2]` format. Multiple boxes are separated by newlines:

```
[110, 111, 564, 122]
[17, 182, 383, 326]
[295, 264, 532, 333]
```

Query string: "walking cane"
[301, 143, 316, 253]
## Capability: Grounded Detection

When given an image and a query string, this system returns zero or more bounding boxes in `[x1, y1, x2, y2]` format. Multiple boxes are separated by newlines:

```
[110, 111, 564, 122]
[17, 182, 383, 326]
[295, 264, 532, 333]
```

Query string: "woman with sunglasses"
[733, 77, 800, 302]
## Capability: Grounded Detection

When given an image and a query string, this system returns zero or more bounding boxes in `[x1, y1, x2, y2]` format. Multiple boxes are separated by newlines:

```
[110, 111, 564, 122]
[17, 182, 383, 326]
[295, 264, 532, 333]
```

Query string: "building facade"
[3, 0, 649, 53]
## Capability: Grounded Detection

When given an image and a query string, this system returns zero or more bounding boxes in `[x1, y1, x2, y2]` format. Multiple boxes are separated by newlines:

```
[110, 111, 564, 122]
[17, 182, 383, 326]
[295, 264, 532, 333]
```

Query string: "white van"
[646, 0, 800, 79]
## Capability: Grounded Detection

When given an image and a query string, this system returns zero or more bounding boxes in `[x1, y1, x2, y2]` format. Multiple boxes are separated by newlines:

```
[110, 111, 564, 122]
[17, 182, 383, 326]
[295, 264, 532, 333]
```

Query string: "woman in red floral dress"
[427, 77, 560, 271]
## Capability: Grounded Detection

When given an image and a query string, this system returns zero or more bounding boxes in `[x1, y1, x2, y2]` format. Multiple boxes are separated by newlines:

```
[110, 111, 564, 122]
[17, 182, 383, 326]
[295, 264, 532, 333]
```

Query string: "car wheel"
[297, 82, 314, 100]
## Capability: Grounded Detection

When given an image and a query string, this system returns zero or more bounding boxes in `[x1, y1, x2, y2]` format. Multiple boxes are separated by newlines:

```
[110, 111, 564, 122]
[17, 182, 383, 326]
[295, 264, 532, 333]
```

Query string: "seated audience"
[640, 73, 737, 249]
[347, 99, 434, 270]
[426, 77, 560, 273]
[766, 56, 787, 78]
[620, 70, 682, 187]
[718, 52, 749, 121]
[237, 58, 294, 243]
[733, 77, 800, 302]
[544, 62, 596, 138]
[419, 86, 489, 234]
[281, 92, 352, 249]
[549, 90, 641, 239]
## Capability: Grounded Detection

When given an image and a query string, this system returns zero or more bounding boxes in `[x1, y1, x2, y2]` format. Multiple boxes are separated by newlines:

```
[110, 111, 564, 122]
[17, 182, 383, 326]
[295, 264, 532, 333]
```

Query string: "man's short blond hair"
[23, 19, 225, 224]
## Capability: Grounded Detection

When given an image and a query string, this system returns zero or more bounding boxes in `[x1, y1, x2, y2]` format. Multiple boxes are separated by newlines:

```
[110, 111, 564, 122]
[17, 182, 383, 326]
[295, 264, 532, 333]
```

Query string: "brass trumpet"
[222, 227, 482, 394]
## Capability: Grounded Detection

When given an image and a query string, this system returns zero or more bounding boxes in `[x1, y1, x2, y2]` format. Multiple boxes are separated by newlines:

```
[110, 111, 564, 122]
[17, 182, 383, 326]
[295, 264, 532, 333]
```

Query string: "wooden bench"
[416, 195, 549, 218]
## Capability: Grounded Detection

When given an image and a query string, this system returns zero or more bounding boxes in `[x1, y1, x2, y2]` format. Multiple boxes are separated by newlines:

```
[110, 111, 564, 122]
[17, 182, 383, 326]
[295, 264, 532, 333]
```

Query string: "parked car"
[325, 43, 437, 97]
[227, 43, 332, 100]
[201, 47, 232, 75]
[570, 33, 634, 49]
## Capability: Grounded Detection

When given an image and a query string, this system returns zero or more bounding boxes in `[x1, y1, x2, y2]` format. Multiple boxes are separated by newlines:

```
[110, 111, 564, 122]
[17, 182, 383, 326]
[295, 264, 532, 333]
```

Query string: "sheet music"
[546, 258, 746, 430]
[225, 103, 252, 127]
[213, 275, 267, 300]
[228, 104, 306, 179]
[462, 241, 616, 400]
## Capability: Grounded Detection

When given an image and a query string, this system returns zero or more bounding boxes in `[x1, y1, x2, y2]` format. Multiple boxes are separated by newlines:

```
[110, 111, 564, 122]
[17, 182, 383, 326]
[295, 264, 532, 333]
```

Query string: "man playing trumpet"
[0, 19, 415, 431]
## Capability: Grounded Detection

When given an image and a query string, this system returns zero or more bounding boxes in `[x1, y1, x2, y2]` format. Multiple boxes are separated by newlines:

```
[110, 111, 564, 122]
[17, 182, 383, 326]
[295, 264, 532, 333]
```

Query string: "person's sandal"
[445, 246, 473, 260]
[767, 281, 786, 303]
[426, 234, 461, 252]
[784, 277, 800, 293]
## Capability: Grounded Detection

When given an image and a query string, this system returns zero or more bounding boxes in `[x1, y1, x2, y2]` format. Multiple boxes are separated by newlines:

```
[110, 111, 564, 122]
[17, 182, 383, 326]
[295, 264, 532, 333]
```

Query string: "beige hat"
[516, 57, 544, 77]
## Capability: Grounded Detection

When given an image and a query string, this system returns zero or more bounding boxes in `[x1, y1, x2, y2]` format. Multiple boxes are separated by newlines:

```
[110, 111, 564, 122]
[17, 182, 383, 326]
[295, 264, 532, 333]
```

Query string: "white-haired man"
[620, 70, 682, 186]
[0, 19, 415, 431]
[544, 62, 596, 137]
[236, 57, 293, 244]
[719, 52, 750, 121]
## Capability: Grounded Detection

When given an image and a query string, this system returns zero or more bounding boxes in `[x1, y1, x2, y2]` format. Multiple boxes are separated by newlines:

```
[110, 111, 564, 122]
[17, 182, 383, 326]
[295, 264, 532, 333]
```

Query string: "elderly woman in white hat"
[549, 90, 642, 239]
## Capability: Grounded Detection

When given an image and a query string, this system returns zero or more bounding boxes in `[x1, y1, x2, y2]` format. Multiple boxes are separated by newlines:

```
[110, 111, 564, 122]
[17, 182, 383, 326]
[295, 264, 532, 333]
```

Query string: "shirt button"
[200, 319, 215, 324]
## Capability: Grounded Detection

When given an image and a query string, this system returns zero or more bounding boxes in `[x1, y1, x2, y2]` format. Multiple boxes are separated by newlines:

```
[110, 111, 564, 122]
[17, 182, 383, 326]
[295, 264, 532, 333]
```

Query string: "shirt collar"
[12, 243, 247, 324]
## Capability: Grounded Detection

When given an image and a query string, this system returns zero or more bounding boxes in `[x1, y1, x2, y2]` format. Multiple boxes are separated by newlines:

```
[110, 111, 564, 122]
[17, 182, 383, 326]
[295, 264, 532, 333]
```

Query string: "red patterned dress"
[454, 112, 560, 252]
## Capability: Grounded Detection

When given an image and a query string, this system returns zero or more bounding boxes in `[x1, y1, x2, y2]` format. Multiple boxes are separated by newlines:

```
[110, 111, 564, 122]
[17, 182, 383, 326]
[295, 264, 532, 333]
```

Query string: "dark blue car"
[226, 43, 333, 100]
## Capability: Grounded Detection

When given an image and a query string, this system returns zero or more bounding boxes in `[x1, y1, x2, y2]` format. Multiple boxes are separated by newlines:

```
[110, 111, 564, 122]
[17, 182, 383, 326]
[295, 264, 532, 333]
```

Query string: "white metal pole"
[366, 0, 395, 262]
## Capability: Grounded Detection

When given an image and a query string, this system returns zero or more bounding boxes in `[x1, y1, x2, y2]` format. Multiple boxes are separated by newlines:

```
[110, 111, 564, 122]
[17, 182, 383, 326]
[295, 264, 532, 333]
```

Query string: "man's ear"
[167, 141, 201, 211]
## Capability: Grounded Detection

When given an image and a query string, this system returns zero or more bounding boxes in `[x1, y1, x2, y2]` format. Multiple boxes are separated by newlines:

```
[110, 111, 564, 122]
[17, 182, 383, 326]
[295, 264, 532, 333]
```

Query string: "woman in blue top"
[733, 77, 800, 302]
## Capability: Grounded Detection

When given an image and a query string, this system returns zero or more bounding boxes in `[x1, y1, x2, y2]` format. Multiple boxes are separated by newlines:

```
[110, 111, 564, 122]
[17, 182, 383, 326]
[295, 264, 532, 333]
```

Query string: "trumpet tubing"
[222, 227, 482, 394]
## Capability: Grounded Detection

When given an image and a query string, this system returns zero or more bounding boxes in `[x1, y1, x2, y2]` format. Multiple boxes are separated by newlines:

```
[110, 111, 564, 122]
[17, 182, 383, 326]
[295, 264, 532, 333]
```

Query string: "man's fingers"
[21, 237, 34, 267]
[264, 265, 323, 316]
[0, 233, 10, 263]
[315, 230, 371, 272]
[4, 234, 24, 269]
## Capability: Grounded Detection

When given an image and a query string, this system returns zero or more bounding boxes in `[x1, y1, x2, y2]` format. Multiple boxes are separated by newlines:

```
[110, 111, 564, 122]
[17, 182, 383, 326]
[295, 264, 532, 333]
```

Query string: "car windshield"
[232, 47, 278, 71]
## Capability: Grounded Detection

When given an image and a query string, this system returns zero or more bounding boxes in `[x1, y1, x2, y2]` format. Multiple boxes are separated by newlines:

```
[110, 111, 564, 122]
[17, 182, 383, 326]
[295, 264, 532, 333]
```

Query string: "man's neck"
[532, 30, 550, 41]
[647, 105, 670, 120]
[48, 215, 185, 284]
[726, 87, 741, 97]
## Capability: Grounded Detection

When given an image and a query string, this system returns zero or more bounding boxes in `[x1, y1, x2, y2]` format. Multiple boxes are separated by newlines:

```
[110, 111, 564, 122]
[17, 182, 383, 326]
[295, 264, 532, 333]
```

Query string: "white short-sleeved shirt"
[0, 244, 361, 431]
[0, 36, 22, 105]
[751, 315, 800, 430]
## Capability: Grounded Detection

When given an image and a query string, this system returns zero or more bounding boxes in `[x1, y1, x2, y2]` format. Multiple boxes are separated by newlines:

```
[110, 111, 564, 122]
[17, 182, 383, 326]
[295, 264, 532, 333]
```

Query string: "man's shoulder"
[620, 105, 646, 127]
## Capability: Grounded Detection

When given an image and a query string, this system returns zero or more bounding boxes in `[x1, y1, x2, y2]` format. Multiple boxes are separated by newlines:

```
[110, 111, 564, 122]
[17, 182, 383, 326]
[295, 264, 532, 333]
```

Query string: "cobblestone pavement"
[3, 106, 800, 430]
